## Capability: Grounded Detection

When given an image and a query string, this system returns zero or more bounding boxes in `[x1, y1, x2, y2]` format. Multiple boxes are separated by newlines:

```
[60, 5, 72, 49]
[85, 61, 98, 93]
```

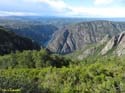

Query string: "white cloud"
[94, 0, 114, 5]
[70, 7, 125, 17]
[33, 0, 125, 17]
[36, 0, 125, 17]
[0, 0, 125, 17]
[34, 0, 68, 11]
[0, 11, 39, 16]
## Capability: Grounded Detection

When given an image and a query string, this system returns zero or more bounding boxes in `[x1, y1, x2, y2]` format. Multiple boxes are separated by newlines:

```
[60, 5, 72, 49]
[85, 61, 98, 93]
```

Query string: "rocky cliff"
[101, 31, 125, 56]
[48, 21, 125, 54]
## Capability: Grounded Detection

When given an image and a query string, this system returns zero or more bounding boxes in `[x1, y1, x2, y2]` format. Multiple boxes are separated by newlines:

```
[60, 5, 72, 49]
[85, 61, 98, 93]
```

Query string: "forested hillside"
[0, 27, 40, 55]
[0, 49, 71, 69]
[1, 52, 125, 93]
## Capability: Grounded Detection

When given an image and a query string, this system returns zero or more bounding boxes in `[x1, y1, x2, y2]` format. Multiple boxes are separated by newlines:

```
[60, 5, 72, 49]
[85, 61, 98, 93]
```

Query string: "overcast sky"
[0, 0, 125, 17]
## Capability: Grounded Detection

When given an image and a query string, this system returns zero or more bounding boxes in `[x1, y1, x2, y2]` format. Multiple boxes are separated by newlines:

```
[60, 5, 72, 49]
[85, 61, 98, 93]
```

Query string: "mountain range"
[47, 21, 125, 54]
[1, 17, 125, 47]
[1, 17, 125, 58]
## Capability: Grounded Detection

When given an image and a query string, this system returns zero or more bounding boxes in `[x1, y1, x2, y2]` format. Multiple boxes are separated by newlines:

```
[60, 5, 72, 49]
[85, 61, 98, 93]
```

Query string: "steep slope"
[67, 31, 125, 60]
[48, 21, 125, 54]
[66, 35, 110, 60]
[101, 31, 125, 56]
[0, 27, 40, 55]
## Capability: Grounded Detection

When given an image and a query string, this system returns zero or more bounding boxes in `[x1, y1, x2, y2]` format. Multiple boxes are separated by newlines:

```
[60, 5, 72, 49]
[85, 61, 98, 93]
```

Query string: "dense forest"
[0, 49, 125, 93]
[0, 49, 71, 69]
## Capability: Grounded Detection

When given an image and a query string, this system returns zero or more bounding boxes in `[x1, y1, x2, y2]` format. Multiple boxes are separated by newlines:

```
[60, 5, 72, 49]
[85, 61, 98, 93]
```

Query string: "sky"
[0, 0, 125, 17]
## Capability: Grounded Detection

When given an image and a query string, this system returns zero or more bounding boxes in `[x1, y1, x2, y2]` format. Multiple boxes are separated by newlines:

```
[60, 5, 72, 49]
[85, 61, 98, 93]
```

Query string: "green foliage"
[0, 49, 71, 69]
[0, 59, 125, 93]
[0, 49, 125, 93]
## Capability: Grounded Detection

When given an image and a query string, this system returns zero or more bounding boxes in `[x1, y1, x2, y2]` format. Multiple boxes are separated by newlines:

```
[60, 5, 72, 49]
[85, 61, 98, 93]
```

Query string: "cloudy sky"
[0, 0, 125, 17]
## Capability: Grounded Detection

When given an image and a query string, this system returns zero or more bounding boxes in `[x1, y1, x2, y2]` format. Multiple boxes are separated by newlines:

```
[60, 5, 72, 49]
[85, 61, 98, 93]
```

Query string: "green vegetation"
[0, 49, 71, 69]
[0, 48, 125, 93]
[66, 42, 106, 61]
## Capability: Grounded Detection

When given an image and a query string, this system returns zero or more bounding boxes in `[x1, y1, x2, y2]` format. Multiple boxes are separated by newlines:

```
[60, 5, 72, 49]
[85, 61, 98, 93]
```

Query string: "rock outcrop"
[101, 31, 125, 56]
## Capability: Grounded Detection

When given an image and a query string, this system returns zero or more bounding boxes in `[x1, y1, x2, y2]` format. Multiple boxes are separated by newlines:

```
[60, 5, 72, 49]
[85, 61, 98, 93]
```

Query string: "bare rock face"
[101, 31, 125, 56]
[99, 34, 111, 45]
[48, 21, 125, 54]
[115, 31, 125, 56]
[100, 36, 118, 55]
